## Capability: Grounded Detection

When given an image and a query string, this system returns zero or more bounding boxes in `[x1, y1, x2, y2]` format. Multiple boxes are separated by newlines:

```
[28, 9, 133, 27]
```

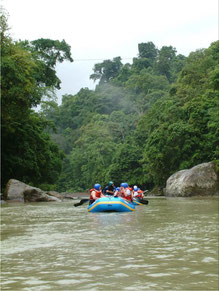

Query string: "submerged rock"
[165, 162, 219, 197]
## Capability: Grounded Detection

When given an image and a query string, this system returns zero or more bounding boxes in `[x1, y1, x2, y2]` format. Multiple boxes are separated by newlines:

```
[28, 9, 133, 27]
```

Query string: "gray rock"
[24, 188, 61, 202]
[165, 162, 219, 197]
[3, 179, 62, 202]
[46, 191, 64, 200]
[3, 179, 27, 201]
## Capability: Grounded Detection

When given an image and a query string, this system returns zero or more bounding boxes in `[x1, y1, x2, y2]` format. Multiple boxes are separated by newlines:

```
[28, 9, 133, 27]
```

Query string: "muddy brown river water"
[1, 197, 218, 290]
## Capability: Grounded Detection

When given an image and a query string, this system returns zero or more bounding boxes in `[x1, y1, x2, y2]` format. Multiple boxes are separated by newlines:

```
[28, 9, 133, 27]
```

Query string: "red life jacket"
[120, 187, 132, 201]
[125, 195, 132, 202]
[89, 188, 102, 200]
[137, 190, 143, 199]
[120, 187, 125, 198]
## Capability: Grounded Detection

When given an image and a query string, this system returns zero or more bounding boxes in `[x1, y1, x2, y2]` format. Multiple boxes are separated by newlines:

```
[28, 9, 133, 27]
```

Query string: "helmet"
[116, 187, 120, 191]
[134, 185, 138, 191]
[94, 183, 101, 190]
[124, 182, 128, 188]
[120, 183, 126, 188]
[108, 181, 114, 186]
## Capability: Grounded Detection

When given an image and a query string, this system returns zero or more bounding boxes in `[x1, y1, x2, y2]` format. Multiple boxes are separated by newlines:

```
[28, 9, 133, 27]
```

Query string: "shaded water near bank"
[1, 197, 218, 290]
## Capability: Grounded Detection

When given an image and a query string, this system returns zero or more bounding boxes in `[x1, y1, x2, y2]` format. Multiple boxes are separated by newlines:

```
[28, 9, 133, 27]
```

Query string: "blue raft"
[132, 198, 143, 206]
[88, 196, 135, 213]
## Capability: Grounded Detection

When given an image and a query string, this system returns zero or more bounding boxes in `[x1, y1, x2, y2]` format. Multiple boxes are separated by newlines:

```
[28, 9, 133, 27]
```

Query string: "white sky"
[2, 0, 219, 104]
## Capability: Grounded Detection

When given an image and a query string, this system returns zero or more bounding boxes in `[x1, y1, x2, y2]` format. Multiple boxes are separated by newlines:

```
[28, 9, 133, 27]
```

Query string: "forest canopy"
[1, 9, 218, 192]
[42, 41, 219, 192]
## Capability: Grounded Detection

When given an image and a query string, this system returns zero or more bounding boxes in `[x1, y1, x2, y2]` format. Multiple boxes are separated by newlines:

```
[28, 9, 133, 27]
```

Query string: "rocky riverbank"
[165, 161, 219, 197]
[2, 161, 218, 202]
[143, 161, 218, 197]
[2, 179, 89, 203]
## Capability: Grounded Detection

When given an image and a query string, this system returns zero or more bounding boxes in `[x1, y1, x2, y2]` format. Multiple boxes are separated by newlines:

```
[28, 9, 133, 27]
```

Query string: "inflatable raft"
[133, 197, 149, 205]
[88, 196, 135, 212]
[132, 198, 143, 206]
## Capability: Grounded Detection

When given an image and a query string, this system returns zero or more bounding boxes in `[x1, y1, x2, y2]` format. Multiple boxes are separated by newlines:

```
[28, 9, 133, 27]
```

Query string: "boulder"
[3, 179, 27, 201]
[3, 179, 62, 202]
[23, 188, 61, 202]
[165, 162, 219, 197]
[46, 191, 64, 200]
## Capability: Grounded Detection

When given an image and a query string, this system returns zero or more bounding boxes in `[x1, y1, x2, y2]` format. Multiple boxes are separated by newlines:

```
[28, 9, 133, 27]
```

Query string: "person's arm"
[113, 190, 118, 197]
[91, 190, 96, 200]
[106, 189, 114, 194]
[106, 185, 114, 194]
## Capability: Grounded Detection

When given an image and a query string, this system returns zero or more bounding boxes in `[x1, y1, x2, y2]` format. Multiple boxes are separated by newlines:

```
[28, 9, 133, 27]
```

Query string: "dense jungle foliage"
[1, 10, 218, 192]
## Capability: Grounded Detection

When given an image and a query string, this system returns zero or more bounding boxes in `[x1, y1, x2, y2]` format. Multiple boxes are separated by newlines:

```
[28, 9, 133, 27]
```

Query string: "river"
[1, 197, 218, 290]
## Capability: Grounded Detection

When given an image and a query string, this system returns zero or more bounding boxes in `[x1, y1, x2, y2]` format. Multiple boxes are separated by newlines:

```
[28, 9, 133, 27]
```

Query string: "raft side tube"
[88, 197, 135, 212]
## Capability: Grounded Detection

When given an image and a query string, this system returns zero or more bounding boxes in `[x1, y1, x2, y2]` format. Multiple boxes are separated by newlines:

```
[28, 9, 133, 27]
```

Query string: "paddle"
[133, 198, 149, 205]
[74, 198, 89, 207]
[140, 198, 149, 205]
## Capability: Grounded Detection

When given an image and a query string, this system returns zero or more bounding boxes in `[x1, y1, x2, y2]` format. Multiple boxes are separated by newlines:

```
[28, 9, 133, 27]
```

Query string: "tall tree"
[1, 11, 73, 189]
[155, 45, 177, 81]
[138, 42, 158, 62]
[90, 57, 123, 84]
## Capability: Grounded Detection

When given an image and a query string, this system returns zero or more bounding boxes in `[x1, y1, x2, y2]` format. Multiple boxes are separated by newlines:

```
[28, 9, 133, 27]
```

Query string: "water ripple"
[1, 198, 218, 290]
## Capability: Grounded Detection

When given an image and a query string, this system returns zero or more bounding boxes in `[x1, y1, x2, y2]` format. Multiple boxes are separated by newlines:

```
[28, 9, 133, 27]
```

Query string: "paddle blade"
[74, 199, 89, 207]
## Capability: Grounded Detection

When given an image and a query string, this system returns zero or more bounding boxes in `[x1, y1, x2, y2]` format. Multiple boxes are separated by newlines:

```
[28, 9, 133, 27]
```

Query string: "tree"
[138, 42, 158, 62]
[20, 38, 73, 89]
[90, 57, 123, 84]
[138, 41, 219, 186]
[66, 114, 117, 190]
[1, 11, 73, 189]
[107, 137, 144, 187]
[155, 45, 177, 81]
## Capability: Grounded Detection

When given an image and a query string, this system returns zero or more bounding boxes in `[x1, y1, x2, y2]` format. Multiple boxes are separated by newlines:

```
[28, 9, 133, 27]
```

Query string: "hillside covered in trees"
[1, 10, 218, 192]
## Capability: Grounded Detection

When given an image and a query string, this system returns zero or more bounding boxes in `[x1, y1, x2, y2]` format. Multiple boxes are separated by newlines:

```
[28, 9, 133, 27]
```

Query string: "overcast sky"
[2, 0, 218, 104]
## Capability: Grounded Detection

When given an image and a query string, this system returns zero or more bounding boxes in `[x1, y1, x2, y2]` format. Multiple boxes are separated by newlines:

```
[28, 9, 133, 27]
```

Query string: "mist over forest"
[1, 10, 218, 192]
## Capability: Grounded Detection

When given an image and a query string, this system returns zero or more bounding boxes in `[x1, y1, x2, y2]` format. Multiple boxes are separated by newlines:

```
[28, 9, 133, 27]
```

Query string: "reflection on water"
[1, 197, 218, 290]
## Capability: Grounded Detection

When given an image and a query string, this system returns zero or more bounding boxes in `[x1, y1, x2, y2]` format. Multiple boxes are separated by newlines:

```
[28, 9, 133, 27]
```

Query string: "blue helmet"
[134, 185, 138, 191]
[116, 187, 120, 191]
[120, 183, 126, 188]
[124, 182, 129, 188]
[94, 183, 101, 190]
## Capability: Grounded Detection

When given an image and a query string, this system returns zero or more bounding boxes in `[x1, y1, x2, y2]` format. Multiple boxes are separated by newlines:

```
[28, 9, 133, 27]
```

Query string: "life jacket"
[89, 188, 102, 200]
[120, 187, 125, 197]
[121, 187, 132, 201]
[114, 190, 119, 197]
[136, 190, 143, 199]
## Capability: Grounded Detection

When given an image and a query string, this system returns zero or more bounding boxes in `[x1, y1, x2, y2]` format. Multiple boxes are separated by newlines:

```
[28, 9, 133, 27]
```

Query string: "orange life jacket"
[89, 188, 102, 200]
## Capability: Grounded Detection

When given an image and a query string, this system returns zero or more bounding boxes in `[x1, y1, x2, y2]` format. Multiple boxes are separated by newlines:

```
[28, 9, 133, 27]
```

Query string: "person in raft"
[133, 185, 144, 200]
[103, 181, 116, 196]
[89, 183, 104, 205]
[113, 187, 121, 197]
[120, 182, 133, 202]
